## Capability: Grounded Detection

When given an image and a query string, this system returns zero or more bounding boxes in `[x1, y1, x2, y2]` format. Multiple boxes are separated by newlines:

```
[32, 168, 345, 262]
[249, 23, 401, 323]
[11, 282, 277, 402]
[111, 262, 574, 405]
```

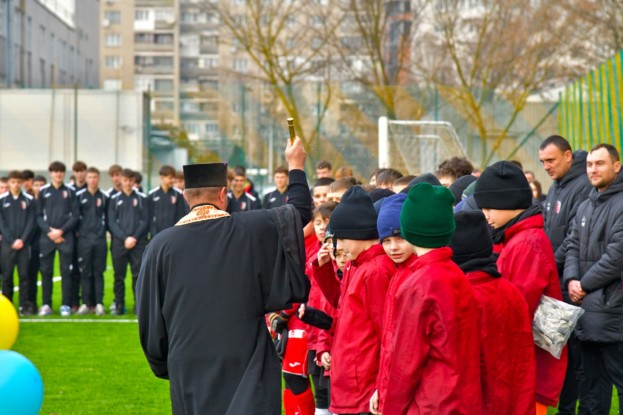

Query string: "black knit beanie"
[450, 211, 493, 264]
[401, 173, 442, 194]
[369, 188, 395, 203]
[329, 186, 379, 240]
[473, 161, 532, 209]
[449, 175, 477, 205]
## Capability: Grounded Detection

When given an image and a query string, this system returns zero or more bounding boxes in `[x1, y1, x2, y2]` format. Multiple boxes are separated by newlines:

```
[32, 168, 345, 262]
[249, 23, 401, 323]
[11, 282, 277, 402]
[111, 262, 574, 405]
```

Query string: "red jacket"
[376, 255, 417, 411]
[377, 247, 482, 415]
[467, 270, 536, 415]
[314, 244, 395, 414]
[497, 214, 567, 407]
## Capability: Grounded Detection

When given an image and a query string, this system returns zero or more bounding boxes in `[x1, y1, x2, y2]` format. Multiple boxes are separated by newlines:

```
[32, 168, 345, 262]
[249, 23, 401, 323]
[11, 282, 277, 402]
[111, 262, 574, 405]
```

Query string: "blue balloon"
[0, 350, 44, 415]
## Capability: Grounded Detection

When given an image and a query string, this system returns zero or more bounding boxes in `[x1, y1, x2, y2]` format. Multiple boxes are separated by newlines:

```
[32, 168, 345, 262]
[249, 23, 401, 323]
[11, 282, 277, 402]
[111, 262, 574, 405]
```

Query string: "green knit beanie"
[400, 183, 456, 248]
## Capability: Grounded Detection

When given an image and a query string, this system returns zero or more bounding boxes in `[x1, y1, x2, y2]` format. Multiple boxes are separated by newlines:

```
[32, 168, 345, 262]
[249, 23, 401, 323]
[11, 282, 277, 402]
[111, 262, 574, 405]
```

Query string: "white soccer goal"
[378, 117, 467, 175]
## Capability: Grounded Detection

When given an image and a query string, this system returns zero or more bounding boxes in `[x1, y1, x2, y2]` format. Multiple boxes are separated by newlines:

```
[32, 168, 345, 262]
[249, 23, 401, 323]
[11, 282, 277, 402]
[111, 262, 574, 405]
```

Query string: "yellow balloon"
[0, 294, 19, 349]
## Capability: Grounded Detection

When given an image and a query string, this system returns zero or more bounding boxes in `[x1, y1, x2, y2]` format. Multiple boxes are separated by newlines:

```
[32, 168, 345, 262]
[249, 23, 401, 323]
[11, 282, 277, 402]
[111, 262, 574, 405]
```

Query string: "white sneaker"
[109, 302, 116, 313]
[59, 305, 71, 317]
[95, 304, 105, 316]
[38, 304, 53, 316]
[76, 304, 90, 315]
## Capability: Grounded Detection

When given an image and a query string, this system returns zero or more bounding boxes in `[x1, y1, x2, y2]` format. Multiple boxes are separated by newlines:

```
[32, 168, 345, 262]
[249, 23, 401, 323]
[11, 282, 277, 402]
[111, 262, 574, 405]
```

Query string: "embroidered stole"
[175, 205, 230, 226]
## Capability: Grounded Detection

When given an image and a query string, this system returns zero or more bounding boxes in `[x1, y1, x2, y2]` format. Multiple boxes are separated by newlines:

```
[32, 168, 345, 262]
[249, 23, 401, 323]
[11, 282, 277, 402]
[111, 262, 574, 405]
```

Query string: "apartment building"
[0, 0, 99, 88]
[100, 0, 179, 125]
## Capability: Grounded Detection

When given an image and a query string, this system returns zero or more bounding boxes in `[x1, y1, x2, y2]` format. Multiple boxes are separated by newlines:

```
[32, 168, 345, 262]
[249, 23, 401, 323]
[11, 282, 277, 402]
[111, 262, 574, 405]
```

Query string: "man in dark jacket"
[539, 135, 592, 274]
[564, 143, 623, 415]
[539, 135, 591, 415]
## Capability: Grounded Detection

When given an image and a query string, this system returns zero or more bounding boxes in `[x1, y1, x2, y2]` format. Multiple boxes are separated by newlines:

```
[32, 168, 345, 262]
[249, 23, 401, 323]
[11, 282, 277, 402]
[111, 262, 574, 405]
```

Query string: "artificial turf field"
[6, 253, 621, 414]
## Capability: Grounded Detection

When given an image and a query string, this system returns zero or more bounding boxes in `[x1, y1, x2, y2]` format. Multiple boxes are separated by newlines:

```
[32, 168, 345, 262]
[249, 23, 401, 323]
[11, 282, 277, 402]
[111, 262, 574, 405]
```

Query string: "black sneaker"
[19, 302, 35, 316]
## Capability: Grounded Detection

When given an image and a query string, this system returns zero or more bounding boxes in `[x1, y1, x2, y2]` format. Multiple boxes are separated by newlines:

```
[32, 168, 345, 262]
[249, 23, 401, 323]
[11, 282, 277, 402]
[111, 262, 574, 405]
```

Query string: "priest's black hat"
[183, 163, 228, 188]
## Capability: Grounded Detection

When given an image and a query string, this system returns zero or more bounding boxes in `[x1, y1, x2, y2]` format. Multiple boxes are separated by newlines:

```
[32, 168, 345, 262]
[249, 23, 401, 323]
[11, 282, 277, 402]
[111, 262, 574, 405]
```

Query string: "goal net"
[378, 118, 467, 175]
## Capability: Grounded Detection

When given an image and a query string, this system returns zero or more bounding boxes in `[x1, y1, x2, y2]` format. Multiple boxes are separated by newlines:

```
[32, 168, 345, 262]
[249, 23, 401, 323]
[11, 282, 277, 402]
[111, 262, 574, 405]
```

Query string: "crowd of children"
[267, 153, 578, 415]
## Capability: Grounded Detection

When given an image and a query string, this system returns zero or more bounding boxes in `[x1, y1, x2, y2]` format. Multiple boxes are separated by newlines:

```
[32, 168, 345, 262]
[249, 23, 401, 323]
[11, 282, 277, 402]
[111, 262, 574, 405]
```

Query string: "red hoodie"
[313, 244, 395, 414]
[496, 214, 567, 407]
[467, 270, 536, 414]
[377, 247, 482, 414]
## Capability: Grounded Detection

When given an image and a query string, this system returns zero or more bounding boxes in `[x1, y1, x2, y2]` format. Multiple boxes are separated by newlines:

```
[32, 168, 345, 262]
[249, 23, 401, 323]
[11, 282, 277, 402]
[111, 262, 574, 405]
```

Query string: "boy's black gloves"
[269, 312, 290, 333]
[299, 304, 333, 330]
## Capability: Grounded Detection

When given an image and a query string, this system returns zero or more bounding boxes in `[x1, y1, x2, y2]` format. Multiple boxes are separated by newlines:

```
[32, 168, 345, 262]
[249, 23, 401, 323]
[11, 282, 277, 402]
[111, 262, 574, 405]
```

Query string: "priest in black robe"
[136, 138, 312, 414]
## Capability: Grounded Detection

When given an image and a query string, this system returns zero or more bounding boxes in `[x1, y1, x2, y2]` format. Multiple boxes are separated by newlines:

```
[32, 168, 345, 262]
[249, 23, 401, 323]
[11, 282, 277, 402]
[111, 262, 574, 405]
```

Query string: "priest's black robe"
[136, 169, 311, 415]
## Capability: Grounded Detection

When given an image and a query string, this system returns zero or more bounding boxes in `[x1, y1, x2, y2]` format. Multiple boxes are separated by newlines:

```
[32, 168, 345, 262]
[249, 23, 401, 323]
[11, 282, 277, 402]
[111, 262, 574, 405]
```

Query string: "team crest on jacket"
[240, 202, 247, 210]
[62, 190, 68, 199]
[20, 201, 26, 210]
[170, 196, 176, 204]
[133, 198, 138, 207]
[555, 201, 561, 214]
[96, 198, 102, 207]
[581, 216, 586, 227]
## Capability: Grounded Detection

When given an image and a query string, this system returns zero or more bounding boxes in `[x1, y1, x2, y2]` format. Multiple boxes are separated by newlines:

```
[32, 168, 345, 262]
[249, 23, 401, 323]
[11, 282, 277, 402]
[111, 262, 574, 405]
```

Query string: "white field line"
[5, 275, 136, 323]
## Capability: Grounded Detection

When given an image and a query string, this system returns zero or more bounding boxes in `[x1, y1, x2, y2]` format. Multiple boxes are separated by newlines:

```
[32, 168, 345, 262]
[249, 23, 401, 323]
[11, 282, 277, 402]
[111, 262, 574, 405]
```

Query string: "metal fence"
[559, 50, 623, 153]
[177, 81, 558, 189]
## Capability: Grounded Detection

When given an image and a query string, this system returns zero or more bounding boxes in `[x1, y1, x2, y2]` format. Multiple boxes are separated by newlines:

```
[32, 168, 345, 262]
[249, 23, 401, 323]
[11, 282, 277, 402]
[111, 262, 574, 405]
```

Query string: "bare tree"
[198, 0, 341, 169]
[416, 0, 587, 168]
[332, 0, 430, 120]
[565, 0, 623, 62]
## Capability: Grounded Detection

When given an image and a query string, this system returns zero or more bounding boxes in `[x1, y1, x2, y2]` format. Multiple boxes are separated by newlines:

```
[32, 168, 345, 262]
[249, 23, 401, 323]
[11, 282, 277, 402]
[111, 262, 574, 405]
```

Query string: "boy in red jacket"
[473, 161, 567, 414]
[306, 201, 338, 415]
[269, 202, 338, 415]
[371, 193, 417, 414]
[312, 186, 395, 414]
[450, 211, 536, 415]
[373, 183, 482, 415]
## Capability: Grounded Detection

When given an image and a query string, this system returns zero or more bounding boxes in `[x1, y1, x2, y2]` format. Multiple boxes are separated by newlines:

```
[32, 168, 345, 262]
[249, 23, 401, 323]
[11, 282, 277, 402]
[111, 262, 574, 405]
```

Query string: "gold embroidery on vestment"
[175, 205, 230, 226]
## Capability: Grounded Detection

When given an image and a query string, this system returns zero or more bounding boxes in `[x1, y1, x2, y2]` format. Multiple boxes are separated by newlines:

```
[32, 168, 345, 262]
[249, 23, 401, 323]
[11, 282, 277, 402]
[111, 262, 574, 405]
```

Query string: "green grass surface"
[13, 322, 171, 415]
[5, 252, 621, 414]
[7, 250, 171, 414]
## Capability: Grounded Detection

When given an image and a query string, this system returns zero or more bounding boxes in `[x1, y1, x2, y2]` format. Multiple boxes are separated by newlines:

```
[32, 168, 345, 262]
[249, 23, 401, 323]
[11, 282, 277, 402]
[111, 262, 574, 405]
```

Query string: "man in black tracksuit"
[0, 171, 36, 314]
[148, 165, 185, 238]
[108, 168, 149, 315]
[68, 161, 88, 310]
[37, 161, 80, 316]
[539, 135, 592, 415]
[75, 167, 108, 315]
[262, 166, 289, 209]
[26, 175, 46, 312]
[227, 166, 262, 213]
[564, 144, 623, 415]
